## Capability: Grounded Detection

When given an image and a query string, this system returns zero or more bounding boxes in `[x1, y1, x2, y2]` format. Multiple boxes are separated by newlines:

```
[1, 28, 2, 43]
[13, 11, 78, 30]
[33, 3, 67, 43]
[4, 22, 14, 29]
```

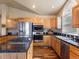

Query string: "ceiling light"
[32, 4, 35, 8]
[52, 5, 54, 8]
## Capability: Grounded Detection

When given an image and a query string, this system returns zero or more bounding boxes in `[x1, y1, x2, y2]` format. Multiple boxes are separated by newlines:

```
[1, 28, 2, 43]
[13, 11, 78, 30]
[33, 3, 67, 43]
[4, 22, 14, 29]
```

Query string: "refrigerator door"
[17, 22, 32, 37]
[24, 22, 32, 37]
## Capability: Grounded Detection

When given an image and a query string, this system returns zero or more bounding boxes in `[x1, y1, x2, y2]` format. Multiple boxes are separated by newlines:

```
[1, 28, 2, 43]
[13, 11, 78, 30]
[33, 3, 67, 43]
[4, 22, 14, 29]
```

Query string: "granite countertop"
[0, 37, 32, 53]
[55, 35, 79, 48]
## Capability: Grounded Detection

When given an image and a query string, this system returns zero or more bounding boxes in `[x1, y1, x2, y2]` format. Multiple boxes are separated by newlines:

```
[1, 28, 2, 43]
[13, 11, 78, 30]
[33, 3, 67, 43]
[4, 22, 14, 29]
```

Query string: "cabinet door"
[7, 19, 17, 29]
[9, 53, 17, 59]
[43, 19, 50, 28]
[16, 53, 26, 59]
[43, 36, 52, 46]
[72, 5, 79, 28]
[0, 53, 8, 59]
[70, 52, 79, 59]
[70, 45, 79, 59]
[52, 16, 57, 29]
[56, 39, 60, 56]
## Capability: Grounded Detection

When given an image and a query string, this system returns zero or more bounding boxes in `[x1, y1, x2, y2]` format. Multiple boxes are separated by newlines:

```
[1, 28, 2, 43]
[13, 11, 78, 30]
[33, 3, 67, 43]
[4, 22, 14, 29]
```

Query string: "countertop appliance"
[17, 22, 32, 37]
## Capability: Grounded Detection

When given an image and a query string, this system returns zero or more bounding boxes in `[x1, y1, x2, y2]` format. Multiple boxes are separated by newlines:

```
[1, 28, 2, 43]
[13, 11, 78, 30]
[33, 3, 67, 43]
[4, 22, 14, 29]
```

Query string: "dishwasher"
[60, 41, 70, 59]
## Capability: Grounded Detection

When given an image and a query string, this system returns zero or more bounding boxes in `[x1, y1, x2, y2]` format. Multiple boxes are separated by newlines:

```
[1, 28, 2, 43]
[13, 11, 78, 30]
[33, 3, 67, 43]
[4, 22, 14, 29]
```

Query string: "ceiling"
[0, 0, 68, 15]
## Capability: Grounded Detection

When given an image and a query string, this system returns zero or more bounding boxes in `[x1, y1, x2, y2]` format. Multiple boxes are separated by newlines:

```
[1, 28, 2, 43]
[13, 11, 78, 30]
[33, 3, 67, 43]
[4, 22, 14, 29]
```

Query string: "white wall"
[8, 7, 37, 18]
[0, 4, 8, 35]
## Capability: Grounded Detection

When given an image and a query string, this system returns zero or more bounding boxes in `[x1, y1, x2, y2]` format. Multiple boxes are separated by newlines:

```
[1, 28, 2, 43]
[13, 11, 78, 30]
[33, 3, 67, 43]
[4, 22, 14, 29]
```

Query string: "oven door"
[33, 35, 43, 40]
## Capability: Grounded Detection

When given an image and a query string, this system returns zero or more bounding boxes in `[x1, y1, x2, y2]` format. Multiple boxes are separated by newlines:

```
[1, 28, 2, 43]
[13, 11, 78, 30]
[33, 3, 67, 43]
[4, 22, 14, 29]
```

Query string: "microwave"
[33, 25, 43, 31]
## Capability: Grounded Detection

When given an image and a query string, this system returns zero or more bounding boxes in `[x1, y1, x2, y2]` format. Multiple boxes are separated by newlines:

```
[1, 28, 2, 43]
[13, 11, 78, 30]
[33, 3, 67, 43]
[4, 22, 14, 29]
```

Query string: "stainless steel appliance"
[33, 25, 43, 42]
[61, 41, 69, 59]
[17, 22, 32, 37]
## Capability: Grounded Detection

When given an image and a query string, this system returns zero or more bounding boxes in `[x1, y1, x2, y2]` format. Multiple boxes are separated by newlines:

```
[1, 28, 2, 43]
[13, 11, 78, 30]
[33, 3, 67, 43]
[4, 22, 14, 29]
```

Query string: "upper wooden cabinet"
[6, 19, 17, 29]
[72, 5, 79, 28]
[8, 16, 57, 29]
[51, 16, 57, 29]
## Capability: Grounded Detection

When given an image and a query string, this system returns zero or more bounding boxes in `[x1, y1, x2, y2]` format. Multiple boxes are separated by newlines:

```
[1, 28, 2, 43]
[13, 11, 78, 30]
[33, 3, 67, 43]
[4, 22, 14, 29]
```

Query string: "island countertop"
[0, 37, 32, 53]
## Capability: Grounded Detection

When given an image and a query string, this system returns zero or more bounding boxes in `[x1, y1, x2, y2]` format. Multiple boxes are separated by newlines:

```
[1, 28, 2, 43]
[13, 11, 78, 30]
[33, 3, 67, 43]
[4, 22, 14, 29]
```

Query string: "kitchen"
[0, 0, 79, 59]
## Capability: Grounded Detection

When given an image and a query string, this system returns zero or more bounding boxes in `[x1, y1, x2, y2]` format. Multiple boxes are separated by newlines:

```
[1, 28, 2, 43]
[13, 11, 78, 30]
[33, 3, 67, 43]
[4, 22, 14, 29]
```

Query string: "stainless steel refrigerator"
[17, 22, 32, 37]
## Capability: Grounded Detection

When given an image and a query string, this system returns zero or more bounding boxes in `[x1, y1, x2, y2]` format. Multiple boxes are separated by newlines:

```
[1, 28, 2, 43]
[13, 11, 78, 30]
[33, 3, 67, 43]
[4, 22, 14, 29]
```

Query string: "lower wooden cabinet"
[51, 36, 61, 57]
[43, 35, 52, 46]
[0, 53, 26, 59]
[51, 36, 79, 59]
[70, 45, 79, 59]
[27, 41, 33, 59]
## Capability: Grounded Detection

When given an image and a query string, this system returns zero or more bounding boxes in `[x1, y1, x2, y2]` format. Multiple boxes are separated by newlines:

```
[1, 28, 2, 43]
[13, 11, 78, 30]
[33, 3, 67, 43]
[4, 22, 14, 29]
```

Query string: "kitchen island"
[0, 36, 33, 59]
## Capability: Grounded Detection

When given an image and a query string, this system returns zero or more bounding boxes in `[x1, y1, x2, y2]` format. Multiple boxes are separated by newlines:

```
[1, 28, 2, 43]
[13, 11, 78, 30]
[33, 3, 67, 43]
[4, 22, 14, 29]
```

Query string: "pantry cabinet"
[72, 5, 79, 28]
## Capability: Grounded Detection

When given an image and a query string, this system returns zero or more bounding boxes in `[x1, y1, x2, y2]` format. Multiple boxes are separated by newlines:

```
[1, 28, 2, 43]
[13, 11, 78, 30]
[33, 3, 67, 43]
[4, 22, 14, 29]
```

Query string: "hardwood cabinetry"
[70, 45, 79, 59]
[43, 36, 52, 46]
[43, 19, 51, 29]
[7, 19, 17, 29]
[27, 41, 33, 59]
[51, 36, 61, 56]
[51, 36, 79, 59]
[72, 5, 79, 28]
[52, 16, 57, 29]
[0, 53, 26, 59]
[10, 16, 56, 29]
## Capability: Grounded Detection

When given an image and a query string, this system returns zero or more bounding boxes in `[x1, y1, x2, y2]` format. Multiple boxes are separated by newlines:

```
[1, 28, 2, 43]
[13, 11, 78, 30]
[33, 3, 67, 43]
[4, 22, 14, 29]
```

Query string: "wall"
[0, 4, 9, 35]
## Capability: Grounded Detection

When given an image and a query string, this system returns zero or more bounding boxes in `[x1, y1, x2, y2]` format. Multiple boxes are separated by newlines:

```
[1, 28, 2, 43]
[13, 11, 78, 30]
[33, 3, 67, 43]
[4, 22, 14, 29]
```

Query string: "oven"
[33, 25, 43, 41]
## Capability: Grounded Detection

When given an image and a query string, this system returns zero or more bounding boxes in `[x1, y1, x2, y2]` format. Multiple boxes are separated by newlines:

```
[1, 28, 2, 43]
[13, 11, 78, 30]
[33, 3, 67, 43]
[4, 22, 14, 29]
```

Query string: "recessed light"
[32, 4, 35, 8]
[52, 5, 54, 8]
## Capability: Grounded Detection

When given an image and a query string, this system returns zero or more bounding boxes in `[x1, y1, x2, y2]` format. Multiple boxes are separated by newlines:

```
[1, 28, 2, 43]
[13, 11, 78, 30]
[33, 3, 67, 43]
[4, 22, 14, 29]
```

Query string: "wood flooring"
[33, 46, 59, 59]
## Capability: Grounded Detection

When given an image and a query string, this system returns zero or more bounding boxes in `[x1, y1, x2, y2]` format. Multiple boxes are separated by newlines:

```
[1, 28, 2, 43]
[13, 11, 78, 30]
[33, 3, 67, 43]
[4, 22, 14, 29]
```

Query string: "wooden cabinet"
[72, 5, 79, 28]
[0, 53, 26, 59]
[27, 41, 33, 59]
[7, 19, 17, 29]
[43, 36, 52, 46]
[70, 45, 79, 59]
[51, 36, 61, 56]
[43, 19, 50, 28]
[52, 16, 57, 29]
